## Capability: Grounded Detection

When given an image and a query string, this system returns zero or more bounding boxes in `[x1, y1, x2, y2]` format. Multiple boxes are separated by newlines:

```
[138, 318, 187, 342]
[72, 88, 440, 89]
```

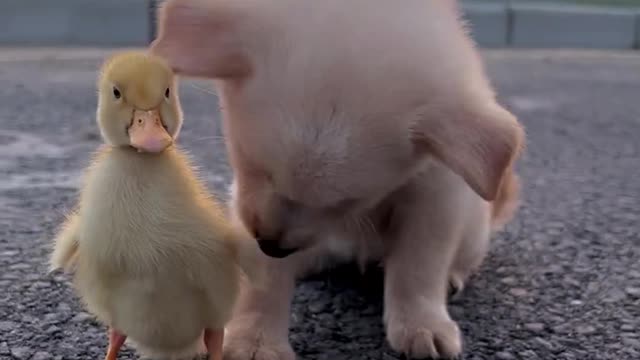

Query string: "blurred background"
[1, 1, 639, 360]
[3, 0, 640, 48]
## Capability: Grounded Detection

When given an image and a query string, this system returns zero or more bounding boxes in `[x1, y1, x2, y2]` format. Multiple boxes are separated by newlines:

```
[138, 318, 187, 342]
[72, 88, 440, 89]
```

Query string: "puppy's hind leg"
[448, 202, 492, 299]
[449, 170, 520, 299]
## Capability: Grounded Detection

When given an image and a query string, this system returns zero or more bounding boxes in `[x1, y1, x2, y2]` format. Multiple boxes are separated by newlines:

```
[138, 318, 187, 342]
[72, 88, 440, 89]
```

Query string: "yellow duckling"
[50, 51, 260, 360]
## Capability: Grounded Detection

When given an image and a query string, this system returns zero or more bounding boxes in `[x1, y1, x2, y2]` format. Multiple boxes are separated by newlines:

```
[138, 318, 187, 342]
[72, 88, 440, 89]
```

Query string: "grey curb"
[0, 0, 151, 46]
[461, 1, 640, 49]
[1, 0, 640, 49]
[510, 3, 637, 49]
[462, 2, 510, 47]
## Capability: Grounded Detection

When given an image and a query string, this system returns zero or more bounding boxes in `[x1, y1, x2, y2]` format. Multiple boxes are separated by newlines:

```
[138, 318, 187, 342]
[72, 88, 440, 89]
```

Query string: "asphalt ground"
[0, 49, 638, 360]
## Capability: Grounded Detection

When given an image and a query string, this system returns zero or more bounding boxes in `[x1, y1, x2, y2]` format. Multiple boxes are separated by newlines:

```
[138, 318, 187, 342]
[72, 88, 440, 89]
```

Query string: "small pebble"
[0, 250, 19, 257]
[621, 324, 634, 332]
[9, 263, 30, 271]
[519, 349, 538, 358]
[22, 315, 37, 324]
[0, 342, 10, 355]
[535, 337, 554, 350]
[56, 303, 71, 312]
[71, 312, 93, 323]
[603, 289, 626, 303]
[11, 346, 32, 360]
[308, 302, 326, 314]
[509, 288, 528, 297]
[525, 323, 545, 332]
[623, 337, 640, 349]
[32, 281, 51, 289]
[0, 321, 16, 332]
[46, 325, 61, 335]
[496, 351, 515, 360]
[32, 351, 52, 360]
[576, 325, 596, 335]
[43, 313, 59, 322]
[625, 287, 640, 297]
[553, 324, 571, 334]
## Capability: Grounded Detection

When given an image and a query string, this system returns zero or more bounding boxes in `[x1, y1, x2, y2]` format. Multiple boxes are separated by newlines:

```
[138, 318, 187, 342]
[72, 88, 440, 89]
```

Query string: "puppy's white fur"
[151, 0, 525, 358]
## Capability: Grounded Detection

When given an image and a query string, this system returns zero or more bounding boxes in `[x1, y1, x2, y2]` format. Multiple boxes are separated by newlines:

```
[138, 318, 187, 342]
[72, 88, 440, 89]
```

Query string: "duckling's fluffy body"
[69, 147, 239, 357]
[50, 51, 255, 359]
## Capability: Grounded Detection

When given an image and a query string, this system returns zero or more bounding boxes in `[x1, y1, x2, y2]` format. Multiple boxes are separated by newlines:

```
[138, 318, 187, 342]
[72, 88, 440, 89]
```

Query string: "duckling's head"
[97, 51, 183, 153]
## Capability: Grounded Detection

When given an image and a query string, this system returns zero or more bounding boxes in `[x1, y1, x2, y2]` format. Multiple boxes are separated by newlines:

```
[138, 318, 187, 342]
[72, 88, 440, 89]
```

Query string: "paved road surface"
[0, 49, 638, 360]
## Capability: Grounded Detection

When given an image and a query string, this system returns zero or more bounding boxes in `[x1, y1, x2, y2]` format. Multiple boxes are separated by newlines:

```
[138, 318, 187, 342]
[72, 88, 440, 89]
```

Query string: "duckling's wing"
[50, 212, 80, 273]
[229, 230, 265, 286]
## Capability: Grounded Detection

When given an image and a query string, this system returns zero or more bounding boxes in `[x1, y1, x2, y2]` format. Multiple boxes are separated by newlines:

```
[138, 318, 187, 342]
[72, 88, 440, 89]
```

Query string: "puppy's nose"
[256, 237, 299, 258]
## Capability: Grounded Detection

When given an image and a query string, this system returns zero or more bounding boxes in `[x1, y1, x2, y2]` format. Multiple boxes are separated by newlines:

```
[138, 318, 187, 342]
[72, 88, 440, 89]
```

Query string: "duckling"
[49, 51, 261, 360]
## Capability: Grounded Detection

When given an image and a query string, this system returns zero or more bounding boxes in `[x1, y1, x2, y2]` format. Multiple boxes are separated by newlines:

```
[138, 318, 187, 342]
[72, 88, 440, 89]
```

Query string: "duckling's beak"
[128, 109, 172, 153]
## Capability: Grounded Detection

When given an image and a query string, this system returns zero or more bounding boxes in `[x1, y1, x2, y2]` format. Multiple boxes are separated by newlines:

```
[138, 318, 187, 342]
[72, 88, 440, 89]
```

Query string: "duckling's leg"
[203, 328, 223, 360]
[104, 328, 126, 360]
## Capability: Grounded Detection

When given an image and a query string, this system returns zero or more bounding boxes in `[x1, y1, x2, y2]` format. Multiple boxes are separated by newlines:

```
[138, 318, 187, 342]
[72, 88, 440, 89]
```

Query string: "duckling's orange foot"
[104, 328, 127, 360]
[204, 328, 224, 360]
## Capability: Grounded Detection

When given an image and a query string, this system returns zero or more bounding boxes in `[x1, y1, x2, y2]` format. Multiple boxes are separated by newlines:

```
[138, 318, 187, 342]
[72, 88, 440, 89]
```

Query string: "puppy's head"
[152, 0, 525, 258]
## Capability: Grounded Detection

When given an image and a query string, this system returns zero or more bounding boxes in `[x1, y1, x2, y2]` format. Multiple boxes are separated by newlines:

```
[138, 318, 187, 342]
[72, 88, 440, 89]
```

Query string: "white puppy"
[151, 0, 525, 358]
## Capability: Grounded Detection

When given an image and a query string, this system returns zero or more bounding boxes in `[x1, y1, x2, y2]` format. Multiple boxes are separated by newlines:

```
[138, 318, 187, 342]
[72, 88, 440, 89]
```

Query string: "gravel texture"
[0, 48, 639, 360]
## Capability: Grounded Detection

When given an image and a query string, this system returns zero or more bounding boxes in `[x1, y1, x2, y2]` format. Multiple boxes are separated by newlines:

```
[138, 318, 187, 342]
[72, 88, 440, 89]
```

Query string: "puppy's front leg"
[223, 254, 297, 360]
[383, 179, 466, 359]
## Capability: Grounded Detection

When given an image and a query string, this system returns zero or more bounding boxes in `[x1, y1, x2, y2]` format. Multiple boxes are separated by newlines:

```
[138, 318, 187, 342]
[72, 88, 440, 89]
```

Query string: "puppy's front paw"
[223, 327, 295, 360]
[385, 307, 462, 359]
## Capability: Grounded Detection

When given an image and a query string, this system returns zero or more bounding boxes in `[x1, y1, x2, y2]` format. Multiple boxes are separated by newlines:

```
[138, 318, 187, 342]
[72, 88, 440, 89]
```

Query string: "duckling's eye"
[164, 88, 170, 99]
[113, 87, 121, 99]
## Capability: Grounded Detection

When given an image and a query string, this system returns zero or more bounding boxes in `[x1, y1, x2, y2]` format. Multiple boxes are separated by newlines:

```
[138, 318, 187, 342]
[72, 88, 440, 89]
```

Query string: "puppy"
[151, 0, 525, 358]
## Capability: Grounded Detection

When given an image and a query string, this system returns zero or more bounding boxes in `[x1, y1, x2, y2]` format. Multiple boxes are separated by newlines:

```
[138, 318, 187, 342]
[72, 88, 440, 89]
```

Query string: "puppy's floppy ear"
[410, 101, 525, 201]
[149, 0, 251, 78]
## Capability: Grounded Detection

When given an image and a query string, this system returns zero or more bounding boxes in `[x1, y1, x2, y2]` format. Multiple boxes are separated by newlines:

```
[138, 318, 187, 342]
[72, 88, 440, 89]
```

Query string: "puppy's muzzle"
[256, 237, 299, 258]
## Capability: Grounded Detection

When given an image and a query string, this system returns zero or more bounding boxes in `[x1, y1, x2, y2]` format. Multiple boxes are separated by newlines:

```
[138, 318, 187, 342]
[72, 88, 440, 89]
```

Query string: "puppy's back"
[243, 0, 488, 97]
